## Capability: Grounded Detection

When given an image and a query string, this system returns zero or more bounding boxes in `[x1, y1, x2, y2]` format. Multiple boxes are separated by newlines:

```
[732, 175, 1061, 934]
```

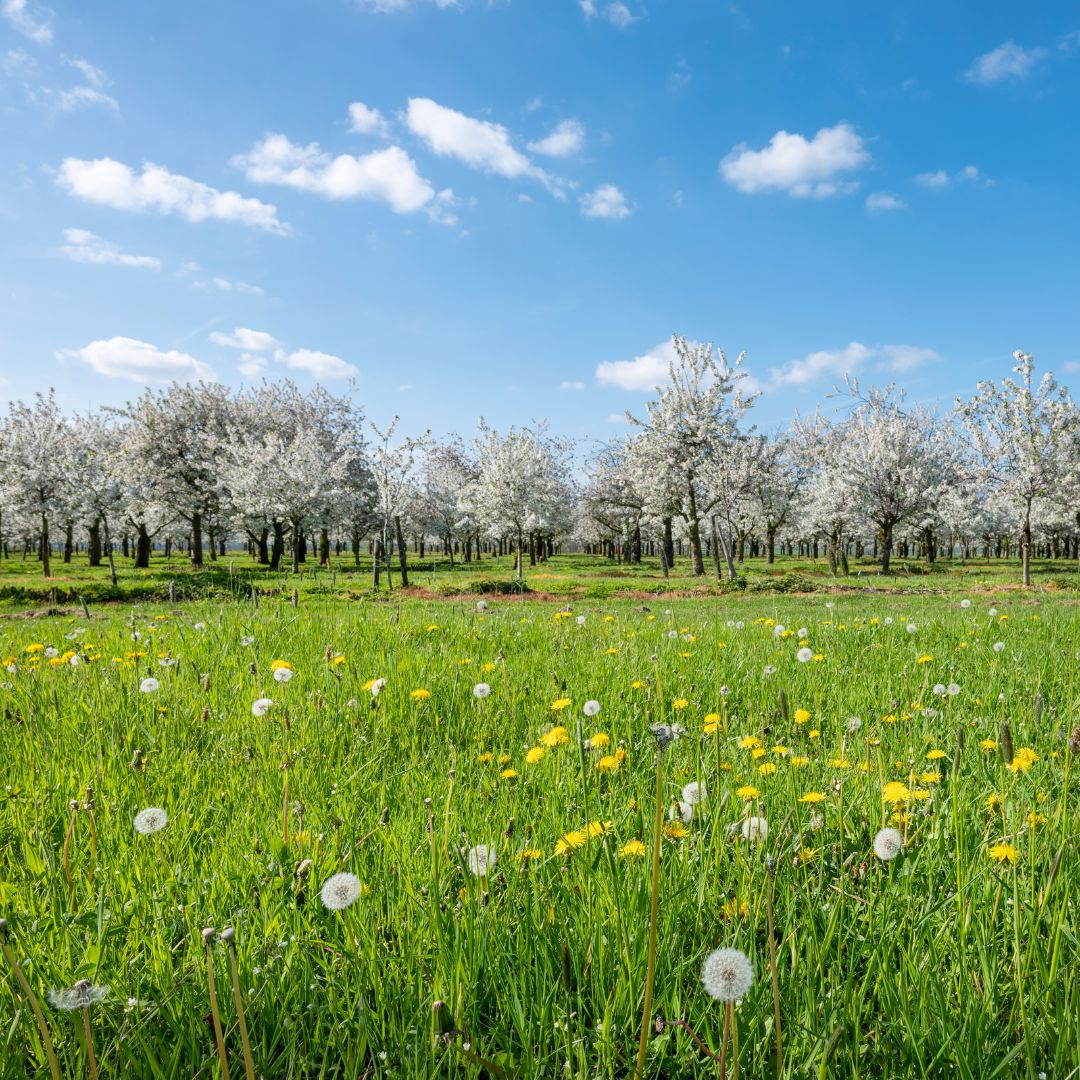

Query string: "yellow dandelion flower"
[735, 785, 760, 800]
[988, 842, 1019, 865]
[758, 762, 777, 776]
[926, 749, 946, 760]
[597, 755, 621, 774]
[663, 822, 689, 841]
[619, 840, 646, 858]
[411, 688, 432, 701]
[519, 848, 544, 861]
[541, 726, 569, 748]
[590, 732, 611, 748]
[500, 768, 518, 779]
[672, 698, 689, 710]
[551, 697, 572, 712]
[916, 654, 933, 664]
[526, 747, 545, 764]
[270, 659, 294, 672]
[555, 830, 589, 855]
[882, 781, 911, 804]
[800, 791, 826, 804]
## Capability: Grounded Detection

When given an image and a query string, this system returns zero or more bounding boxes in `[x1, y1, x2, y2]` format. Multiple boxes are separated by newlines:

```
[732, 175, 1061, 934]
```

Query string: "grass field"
[2, 550, 1080, 610]
[1, 587, 1077, 1078]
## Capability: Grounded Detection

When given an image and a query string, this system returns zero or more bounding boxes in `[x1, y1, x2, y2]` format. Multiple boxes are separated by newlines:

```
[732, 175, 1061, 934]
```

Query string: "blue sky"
[2, 0, 1078, 444]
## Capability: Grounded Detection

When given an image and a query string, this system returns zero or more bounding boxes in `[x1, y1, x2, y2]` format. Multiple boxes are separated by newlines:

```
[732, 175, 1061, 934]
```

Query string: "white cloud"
[398, 382, 413, 391]
[209, 327, 280, 351]
[277, 347, 357, 380]
[606, 412, 627, 422]
[966, 41, 1047, 84]
[237, 353, 267, 378]
[580, 0, 637, 28]
[2, 0, 52, 44]
[528, 119, 585, 158]
[580, 183, 631, 219]
[234, 134, 451, 221]
[204, 276, 264, 296]
[1062, 361, 1080, 374]
[720, 123, 869, 198]
[57, 157, 287, 233]
[560, 380, 585, 390]
[915, 164, 985, 189]
[865, 192, 905, 212]
[405, 97, 557, 192]
[880, 344, 941, 373]
[58, 337, 215, 383]
[348, 101, 390, 137]
[769, 341, 940, 387]
[596, 340, 676, 390]
[59, 228, 160, 269]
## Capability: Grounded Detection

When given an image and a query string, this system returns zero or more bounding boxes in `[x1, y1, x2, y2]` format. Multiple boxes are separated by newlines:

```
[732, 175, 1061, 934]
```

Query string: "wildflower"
[926, 749, 946, 761]
[1009, 747, 1039, 773]
[476, 600, 488, 612]
[882, 781, 910, 804]
[331, 654, 346, 667]
[478, 752, 493, 764]
[467, 844, 496, 876]
[682, 780, 706, 805]
[735, 785, 759, 800]
[133, 807, 168, 835]
[669, 801, 693, 824]
[988, 843, 1019, 865]
[596, 755, 621, 773]
[519, 848, 543, 861]
[960, 599, 971, 609]
[947, 683, 960, 696]
[500, 768, 518, 779]
[586, 820, 612, 838]
[741, 816, 768, 843]
[582, 699, 601, 717]
[473, 683, 491, 699]
[980, 739, 997, 751]
[800, 792, 826, 804]
[47, 982, 110, 1011]
[701, 947, 754, 1002]
[555, 830, 588, 855]
[589, 731, 610, 748]
[663, 822, 689, 841]
[619, 840, 646, 858]
[672, 698, 689, 711]
[906, 623, 917, 634]
[541, 726, 569, 748]
[917, 654, 933, 664]
[758, 762, 777, 775]
[270, 660, 293, 672]
[1026, 810, 1047, 829]
[763, 665, 777, 676]
[987, 793, 1003, 810]
[873, 827, 903, 861]
[25, 643, 44, 654]
[320, 872, 363, 910]
[551, 697, 572, 712]
[139, 678, 160, 693]
[273, 667, 294, 683]
[411, 689, 432, 701]
[704, 713, 721, 734]
[796, 647, 813, 663]
[650, 722, 684, 748]
[526, 747, 545, 764]
[793, 708, 811, 724]
[993, 641, 1005, 653]
[251, 697, 273, 717]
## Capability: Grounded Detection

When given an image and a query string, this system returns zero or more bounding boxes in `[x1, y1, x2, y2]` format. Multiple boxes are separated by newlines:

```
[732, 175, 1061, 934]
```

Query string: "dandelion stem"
[81, 1006, 99, 1080]
[633, 749, 665, 1080]
[204, 935, 231, 1080]
[766, 870, 783, 1079]
[718, 1002, 730, 1080]
[0, 932, 61, 1080]
[224, 940, 257, 1080]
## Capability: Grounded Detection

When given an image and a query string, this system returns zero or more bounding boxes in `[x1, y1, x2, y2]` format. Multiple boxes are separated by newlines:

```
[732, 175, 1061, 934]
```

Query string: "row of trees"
[1, 344, 1078, 585]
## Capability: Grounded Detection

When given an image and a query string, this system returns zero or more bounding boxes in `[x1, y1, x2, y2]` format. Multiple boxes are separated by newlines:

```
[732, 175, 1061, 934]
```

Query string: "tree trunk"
[101, 515, 118, 586]
[62, 523, 73, 563]
[291, 520, 302, 574]
[880, 521, 893, 574]
[515, 528, 524, 580]
[663, 517, 675, 571]
[190, 511, 204, 567]
[256, 528, 269, 565]
[269, 522, 284, 571]
[1021, 503, 1032, 587]
[766, 527, 776, 564]
[394, 516, 409, 586]
[319, 527, 330, 567]
[40, 513, 50, 578]
[134, 525, 151, 568]
[88, 520, 102, 567]
[686, 483, 705, 576]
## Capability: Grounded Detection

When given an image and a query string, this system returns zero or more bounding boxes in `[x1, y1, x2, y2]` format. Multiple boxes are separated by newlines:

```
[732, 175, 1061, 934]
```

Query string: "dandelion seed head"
[473, 683, 491, 699]
[993, 641, 1005, 653]
[701, 947, 754, 1002]
[273, 667, 294, 683]
[796, 647, 813, 663]
[873, 826, 903, 861]
[468, 844, 496, 876]
[139, 677, 160, 693]
[582, 699, 600, 717]
[681, 780, 706, 806]
[48, 981, 109, 1011]
[669, 800, 693, 824]
[320, 872, 362, 911]
[133, 807, 168, 835]
[251, 697, 273, 717]
[741, 816, 768, 843]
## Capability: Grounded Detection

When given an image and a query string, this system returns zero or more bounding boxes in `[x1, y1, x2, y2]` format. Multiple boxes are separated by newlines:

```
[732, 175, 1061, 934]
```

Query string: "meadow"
[1, 584, 1078, 1078]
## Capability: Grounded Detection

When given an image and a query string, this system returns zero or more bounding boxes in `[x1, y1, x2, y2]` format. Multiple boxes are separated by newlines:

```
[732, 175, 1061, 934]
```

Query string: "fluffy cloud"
[579, 0, 637, 29]
[966, 42, 1047, 84]
[528, 119, 585, 158]
[769, 342, 940, 387]
[57, 158, 286, 233]
[915, 164, 983, 189]
[59, 228, 160, 269]
[348, 101, 390, 137]
[1, 0, 51, 44]
[237, 353, 268, 378]
[58, 337, 215, 383]
[580, 183, 631, 219]
[279, 348, 357, 380]
[720, 123, 869, 198]
[865, 192, 905, 212]
[209, 327, 280, 351]
[49, 57, 117, 111]
[559, 380, 585, 390]
[234, 134, 453, 221]
[405, 97, 557, 192]
[596, 340, 677, 390]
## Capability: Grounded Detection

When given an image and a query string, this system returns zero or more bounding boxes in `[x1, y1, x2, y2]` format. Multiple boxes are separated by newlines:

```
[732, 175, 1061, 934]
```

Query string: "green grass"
[3, 549, 1080, 610]
[1, 591, 1078, 1077]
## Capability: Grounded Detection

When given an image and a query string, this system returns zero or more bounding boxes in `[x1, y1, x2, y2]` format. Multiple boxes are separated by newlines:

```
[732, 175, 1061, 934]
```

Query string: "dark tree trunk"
[190, 511, 204, 567]
[270, 522, 284, 571]
[880, 521, 894, 574]
[256, 529, 269, 565]
[686, 483, 705, 576]
[40, 513, 51, 578]
[319, 527, 330, 566]
[394, 516, 409, 586]
[135, 525, 151, 569]
[88, 520, 102, 567]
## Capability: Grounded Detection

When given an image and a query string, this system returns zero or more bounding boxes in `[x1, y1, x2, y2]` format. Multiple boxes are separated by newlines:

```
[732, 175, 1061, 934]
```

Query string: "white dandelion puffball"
[701, 947, 754, 1003]
[797, 627, 808, 638]
[133, 807, 168, 835]
[883, 616, 893, 626]
[989, 607, 998, 617]
[158, 657, 175, 667]
[668, 629, 679, 639]
[473, 683, 491, 699]
[476, 600, 488, 612]
[575, 615, 586, 626]
[69, 654, 81, 666]
[240, 635, 255, 646]
[670, 800, 693, 824]
[825, 601, 835, 610]
[682, 780, 706, 806]
[583, 699, 600, 717]
[468, 844, 496, 876]
[960, 599, 971, 609]
[47, 982, 110, 1011]
[906, 623, 917, 634]
[796, 647, 813, 663]
[194, 621, 207, 631]
[741, 816, 768, 843]
[933, 683, 946, 697]
[763, 664, 777, 676]
[251, 697, 273, 717]
[873, 827, 903, 861]
[273, 667, 294, 683]
[719, 685, 731, 697]
[45, 646, 59, 658]
[369, 678, 386, 697]
[139, 677, 160, 693]
[947, 683, 961, 696]
[773, 624, 785, 637]
[993, 641, 1005, 653]
[320, 872, 363, 911]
